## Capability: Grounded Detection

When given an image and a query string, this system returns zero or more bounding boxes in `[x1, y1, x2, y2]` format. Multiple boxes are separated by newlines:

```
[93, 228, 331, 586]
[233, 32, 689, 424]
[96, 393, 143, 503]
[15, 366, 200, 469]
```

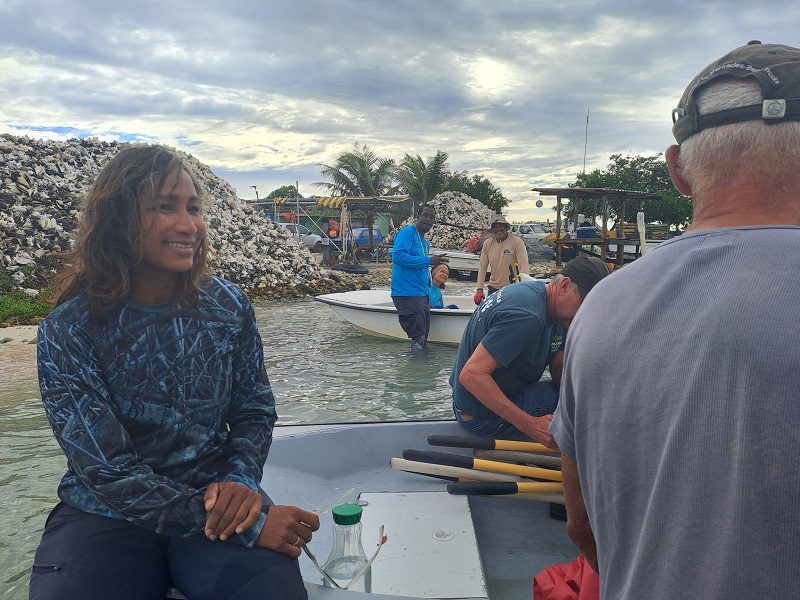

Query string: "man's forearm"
[561, 456, 598, 573]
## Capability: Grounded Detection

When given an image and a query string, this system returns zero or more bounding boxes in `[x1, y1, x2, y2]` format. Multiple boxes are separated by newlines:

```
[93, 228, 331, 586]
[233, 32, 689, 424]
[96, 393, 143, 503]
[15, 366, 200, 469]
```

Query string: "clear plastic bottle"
[322, 503, 371, 592]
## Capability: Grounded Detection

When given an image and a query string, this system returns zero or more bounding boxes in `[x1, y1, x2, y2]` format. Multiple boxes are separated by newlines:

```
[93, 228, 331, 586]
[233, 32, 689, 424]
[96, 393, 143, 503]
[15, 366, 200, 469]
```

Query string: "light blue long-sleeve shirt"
[391, 224, 431, 297]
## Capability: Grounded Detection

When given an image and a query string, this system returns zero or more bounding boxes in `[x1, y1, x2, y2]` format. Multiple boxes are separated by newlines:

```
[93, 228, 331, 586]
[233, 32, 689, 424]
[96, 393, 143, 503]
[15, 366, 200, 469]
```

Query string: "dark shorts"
[453, 379, 559, 439]
[392, 295, 431, 348]
[29, 503, 307, 600]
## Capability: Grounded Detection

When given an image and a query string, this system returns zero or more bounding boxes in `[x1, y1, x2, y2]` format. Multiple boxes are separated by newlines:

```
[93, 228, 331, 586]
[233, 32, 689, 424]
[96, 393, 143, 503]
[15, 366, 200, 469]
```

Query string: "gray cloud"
[1, 0, 797, 220]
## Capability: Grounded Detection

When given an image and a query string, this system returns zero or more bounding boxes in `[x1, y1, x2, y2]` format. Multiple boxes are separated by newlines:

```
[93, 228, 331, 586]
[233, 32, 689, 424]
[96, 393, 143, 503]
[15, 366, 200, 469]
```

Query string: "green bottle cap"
[331, 503, 363, 525]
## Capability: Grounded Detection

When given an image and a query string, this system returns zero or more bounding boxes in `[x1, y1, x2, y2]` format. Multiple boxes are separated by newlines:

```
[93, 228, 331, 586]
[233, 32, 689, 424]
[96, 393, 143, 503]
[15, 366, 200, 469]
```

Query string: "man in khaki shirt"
[474, 215, 529, 304]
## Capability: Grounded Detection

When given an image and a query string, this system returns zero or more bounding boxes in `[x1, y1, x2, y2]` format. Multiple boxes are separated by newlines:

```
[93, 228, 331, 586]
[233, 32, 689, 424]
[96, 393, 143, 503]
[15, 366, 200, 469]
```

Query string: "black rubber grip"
[402, 449, 474, 469]
[426, 435, 495, 450]
[447, 481, 517, 495]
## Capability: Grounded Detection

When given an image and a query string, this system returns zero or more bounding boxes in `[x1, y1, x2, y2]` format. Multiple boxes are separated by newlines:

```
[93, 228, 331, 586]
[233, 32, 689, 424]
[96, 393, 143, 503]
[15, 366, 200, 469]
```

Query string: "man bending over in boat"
[450, 255, 609, 448]
[31, 145, 320, 600]
[391, 204, 448, 350]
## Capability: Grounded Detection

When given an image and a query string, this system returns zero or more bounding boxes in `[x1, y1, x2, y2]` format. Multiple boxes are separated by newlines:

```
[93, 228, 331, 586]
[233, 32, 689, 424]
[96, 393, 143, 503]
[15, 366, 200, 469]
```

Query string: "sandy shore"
[0, 327, 38, 394]
[0, 325, 39, 345]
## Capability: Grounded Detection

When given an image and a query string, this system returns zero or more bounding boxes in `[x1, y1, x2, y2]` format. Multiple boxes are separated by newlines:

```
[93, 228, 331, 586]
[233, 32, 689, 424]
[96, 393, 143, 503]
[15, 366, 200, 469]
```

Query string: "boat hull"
[431, 248, 487, 281]
[315, 290, 474, 345]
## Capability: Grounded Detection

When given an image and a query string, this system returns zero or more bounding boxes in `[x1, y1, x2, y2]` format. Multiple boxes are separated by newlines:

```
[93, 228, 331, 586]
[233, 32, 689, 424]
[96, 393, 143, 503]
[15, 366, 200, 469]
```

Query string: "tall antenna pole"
[583, 108, 589, 175]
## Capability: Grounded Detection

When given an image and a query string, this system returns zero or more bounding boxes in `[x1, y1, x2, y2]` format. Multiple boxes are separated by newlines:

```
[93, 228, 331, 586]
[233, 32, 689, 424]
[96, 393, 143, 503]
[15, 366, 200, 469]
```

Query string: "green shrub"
[0, 270, 16, 294]
[0, 290, 52, 325]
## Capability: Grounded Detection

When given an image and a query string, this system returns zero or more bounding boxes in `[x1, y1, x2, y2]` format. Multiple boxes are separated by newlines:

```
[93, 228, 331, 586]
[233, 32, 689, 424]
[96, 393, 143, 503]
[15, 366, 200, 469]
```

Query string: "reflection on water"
[0, 293, 462, 598]
[0, 387, 64, 599]
[261, 297, 457, 424]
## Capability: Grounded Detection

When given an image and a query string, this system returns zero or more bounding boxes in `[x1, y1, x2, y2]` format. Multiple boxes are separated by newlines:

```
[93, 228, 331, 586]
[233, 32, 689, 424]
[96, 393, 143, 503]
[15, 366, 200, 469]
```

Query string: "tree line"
[268, 146, 693, 234]
[570, 153, 692, 233]
[268, 144, 509, 214]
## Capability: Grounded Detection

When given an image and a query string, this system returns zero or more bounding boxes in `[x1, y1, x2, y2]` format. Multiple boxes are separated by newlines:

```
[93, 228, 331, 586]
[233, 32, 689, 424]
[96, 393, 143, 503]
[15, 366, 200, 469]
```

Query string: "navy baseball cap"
[561, 255, 610, 301]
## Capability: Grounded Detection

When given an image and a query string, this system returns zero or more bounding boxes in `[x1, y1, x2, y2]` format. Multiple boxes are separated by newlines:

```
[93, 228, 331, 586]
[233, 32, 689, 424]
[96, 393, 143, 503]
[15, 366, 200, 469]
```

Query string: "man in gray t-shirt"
[551, 41, 800, 599]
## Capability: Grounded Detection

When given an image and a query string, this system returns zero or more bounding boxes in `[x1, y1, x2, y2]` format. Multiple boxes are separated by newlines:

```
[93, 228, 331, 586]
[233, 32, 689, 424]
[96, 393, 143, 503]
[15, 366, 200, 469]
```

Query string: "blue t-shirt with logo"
[450, 280, 565, 419]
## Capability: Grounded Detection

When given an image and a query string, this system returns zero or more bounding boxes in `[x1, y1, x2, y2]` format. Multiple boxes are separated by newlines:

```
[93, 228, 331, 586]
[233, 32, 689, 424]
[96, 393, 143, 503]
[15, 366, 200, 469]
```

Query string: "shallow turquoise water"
[0, 291, 466, 599]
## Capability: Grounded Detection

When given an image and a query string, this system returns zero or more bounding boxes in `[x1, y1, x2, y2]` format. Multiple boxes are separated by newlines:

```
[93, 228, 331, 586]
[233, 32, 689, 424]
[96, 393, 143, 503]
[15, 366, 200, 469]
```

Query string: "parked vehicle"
[278, 223, 323, 252]
[331, 227, 385, 249]
[511, 223, 549, 241]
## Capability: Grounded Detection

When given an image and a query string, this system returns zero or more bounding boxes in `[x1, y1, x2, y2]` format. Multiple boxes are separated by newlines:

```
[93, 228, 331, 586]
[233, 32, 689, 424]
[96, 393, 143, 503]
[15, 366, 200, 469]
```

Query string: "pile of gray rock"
[388, 191, 497, 250]
[0, 134, 344, 298]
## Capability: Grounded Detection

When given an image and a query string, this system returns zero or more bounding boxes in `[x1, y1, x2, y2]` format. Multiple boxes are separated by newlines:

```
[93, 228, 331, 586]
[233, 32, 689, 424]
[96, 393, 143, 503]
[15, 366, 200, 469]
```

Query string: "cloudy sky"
[1, 1, 797, 222]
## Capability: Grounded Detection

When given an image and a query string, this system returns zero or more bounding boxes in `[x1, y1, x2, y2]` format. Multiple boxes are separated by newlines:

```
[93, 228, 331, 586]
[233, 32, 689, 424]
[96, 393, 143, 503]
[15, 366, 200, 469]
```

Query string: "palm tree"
[396, 150, 451, 210]
[316, 144, 397, 251]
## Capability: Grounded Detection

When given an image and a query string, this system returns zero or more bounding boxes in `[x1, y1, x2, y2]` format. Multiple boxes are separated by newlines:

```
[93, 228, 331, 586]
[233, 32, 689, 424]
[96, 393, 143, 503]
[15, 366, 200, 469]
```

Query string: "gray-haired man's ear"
[665, 145, 693, 197]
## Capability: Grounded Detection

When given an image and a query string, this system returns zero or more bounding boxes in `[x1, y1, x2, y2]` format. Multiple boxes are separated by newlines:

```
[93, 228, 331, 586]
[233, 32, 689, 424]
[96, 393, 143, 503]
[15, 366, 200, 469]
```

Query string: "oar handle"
[428, 435, 495, 450]
[449, 481, 518, 495]
[403, 449, 563, 482]
[447, 481, 563, 496]
[403, 449, 472, 469]
[427, 434, 558, 454]
[390, 458, 522, 482]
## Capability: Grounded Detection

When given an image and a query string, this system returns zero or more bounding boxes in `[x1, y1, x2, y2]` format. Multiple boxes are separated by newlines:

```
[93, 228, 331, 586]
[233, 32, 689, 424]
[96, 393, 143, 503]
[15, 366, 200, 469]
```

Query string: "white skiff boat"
[264, 419, 576, 599]
[315, 290, 475, 345]
[430, 248, 487, 281]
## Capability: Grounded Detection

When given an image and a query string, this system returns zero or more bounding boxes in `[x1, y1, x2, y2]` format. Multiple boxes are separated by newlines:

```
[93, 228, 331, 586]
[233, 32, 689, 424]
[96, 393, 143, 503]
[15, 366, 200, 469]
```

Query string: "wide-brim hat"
[672, 41, 800, 143]
[489, 214, 510, 228]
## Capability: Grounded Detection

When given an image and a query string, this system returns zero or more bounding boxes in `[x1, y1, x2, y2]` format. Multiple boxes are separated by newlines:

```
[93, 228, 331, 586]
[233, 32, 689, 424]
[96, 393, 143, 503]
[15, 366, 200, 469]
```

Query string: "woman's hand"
[256, 505, 321, 557]
[203, 482, 263, 541]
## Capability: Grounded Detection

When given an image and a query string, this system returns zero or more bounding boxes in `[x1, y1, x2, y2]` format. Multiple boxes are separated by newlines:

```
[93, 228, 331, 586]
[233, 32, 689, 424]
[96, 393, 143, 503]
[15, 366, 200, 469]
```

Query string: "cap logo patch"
[763, 99, 786, 118]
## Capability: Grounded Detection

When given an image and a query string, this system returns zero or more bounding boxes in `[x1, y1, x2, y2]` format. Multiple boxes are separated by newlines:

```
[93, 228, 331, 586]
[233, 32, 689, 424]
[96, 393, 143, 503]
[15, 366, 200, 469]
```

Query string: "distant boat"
[388, 247, 488, 280]
[430, 248, 488, 281]
[315, 289, 475, 344]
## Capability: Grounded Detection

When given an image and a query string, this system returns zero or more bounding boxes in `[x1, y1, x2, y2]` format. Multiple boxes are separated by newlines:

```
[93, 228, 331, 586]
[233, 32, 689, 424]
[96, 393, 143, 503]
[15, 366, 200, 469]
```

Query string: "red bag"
[533, 555, 599, 600]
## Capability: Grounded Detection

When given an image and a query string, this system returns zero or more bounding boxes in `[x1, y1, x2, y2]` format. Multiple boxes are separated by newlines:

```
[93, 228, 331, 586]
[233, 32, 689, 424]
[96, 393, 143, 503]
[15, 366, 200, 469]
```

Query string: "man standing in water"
[391, 204, 447, 350]
[551, 41, 800, 598]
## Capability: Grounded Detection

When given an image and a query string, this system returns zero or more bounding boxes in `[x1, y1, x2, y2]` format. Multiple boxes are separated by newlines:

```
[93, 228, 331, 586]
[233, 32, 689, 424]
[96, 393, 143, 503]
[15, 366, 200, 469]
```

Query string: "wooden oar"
[390, 458, 523, 482]
[427, 434, 559, 454]
[473, 449, 562, 470]
[494, 493, 565, 505]
[447, 481, 563, 495]
[402, 449, 562, 482]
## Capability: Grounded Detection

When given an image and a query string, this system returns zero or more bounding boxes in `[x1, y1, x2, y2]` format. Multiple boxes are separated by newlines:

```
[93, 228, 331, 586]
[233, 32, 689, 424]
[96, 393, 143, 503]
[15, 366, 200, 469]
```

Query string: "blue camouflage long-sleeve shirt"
[37, 276, 276, 547]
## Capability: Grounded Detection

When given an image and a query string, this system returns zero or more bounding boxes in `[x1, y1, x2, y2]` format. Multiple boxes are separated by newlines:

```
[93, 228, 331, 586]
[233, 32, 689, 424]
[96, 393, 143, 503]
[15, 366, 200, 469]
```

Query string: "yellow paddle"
[402, 449, 562, 482]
